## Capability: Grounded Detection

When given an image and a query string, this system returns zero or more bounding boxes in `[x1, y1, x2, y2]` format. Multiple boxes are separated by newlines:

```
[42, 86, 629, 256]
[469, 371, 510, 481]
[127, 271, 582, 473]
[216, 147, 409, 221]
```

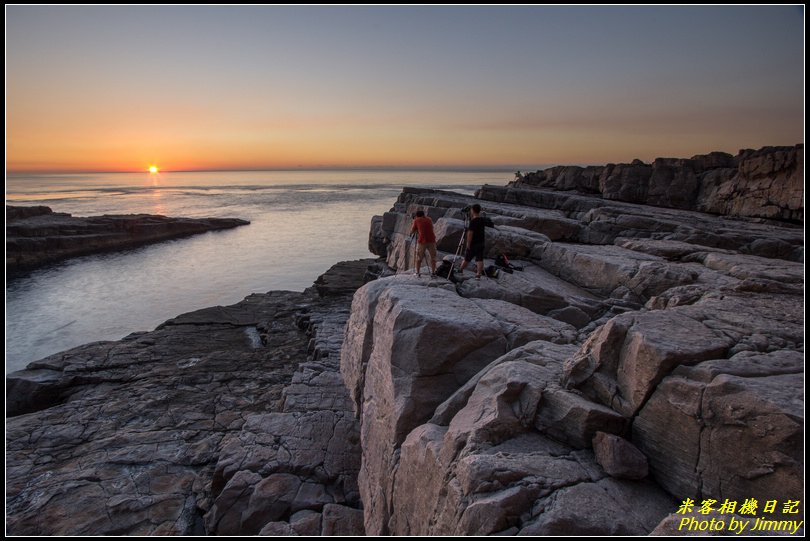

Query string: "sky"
[5, 5, 805, 173]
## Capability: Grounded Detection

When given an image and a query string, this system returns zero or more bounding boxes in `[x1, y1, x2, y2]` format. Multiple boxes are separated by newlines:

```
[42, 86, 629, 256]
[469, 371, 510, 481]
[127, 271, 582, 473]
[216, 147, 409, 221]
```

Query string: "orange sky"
[6, 6, 804, 173]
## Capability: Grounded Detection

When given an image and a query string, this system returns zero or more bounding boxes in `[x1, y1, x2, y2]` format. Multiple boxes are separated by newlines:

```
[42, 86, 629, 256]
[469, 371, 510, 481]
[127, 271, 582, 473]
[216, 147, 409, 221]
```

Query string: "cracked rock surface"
[353, 145, 802, 534]
[6, 260, 373, 535]
[6, 145, 803, 535]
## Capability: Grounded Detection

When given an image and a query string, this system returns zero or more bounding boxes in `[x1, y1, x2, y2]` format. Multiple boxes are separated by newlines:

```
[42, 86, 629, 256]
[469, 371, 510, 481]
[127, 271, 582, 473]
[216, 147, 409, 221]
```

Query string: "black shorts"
[464, 243, 485, 262]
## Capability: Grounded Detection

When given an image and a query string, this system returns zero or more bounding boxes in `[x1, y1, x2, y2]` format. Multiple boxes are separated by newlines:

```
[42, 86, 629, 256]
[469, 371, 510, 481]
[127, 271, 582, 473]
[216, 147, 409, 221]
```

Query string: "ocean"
[5, 170, 507, 372]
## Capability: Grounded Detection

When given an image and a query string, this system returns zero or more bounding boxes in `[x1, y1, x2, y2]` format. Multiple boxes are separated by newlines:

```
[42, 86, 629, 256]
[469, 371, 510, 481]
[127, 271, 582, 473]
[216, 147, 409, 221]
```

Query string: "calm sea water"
[6, 170, 507, 372]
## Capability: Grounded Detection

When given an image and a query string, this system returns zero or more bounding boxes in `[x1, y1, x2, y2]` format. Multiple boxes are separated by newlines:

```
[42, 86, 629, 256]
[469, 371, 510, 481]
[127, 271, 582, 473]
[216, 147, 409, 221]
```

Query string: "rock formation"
[6, 260, 374, 535]
[6, 144, 804, 536]
[513, 144, 803, 222]
[6, 205, 250, 273]
[351, 144, 803, 535]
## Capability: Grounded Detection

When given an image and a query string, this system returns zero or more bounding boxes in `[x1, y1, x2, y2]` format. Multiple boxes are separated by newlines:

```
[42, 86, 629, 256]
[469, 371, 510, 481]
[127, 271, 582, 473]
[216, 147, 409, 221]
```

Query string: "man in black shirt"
[460, 204, 486, 279]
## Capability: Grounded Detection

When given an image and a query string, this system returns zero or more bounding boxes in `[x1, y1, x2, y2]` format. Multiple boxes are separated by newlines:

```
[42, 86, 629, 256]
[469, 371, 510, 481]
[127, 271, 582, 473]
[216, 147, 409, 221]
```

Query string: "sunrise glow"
[148, 165, 158, 174]
[5, 6, 803, 173]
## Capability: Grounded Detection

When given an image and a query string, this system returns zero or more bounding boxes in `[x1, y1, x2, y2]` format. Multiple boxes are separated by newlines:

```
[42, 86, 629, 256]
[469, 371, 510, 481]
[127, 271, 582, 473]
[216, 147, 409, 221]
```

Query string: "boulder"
[258, 522, 294, 535]
[633, 350, 803, 504]
[387, 343, 673, 535]
[206, 471, 267, 534]
[441, 360, 550, 456]
[546, 305, 592, 328]
[320, 504, 365, 536]
[563, 309, 734, 416]
[289, 510, 322, 535]
[341, 275, 456, 416]
[6, 204, 54, 220]
[592, 431, 648, 479]
[536, 164, 602, 193]
[392, 426, 610, 536]
[577, 206, 681, 245]
[430, 340, 577, 427]
[465, 185, 610, 219]
[432, 217, 466, 254]
[341, 277, 512, 534]
[534, 387, 629, 448]
[6, 367, 79, 417]
[699, 373, 802, 501]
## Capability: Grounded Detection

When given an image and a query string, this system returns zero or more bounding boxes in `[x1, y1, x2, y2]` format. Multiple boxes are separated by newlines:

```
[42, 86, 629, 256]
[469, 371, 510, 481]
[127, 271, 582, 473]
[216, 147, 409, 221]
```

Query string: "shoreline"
[6, 144, 804, 535]
[6, 258, 374, 535]
[6, 205, 250, 274]
[6, 257, 380, 415]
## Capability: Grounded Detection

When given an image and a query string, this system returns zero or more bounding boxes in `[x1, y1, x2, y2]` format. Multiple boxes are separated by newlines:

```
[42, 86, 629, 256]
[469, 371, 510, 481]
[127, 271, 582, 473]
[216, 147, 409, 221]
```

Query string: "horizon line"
[8, 142, 801, 176]
[6, 165, 550, 175]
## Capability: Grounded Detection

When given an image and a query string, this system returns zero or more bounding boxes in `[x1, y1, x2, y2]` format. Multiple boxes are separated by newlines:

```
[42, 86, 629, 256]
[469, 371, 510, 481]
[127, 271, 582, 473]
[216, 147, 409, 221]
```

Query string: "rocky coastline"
[6, 259, 373, 535]
[6, 205, 250, 273]
[5, 144, 804, 535]
[512, 144, 803, 223]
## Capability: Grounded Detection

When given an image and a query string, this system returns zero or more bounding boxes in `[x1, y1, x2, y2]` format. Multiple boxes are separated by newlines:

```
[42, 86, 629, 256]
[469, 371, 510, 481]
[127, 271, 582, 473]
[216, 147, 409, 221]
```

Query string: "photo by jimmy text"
[677, 498, 803, 535]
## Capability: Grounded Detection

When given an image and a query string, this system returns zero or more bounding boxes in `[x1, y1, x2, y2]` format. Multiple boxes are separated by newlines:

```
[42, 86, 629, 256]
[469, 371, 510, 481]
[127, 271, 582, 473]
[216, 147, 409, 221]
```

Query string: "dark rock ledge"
[5, 259, 376, 535]
[6, 205, 250, 273]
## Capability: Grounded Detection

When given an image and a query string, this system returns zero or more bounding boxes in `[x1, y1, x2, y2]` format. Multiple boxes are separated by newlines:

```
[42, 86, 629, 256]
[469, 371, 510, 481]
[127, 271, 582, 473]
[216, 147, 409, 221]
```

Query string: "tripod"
[446, 210, 469, 279]
[411, 232, 427, 276]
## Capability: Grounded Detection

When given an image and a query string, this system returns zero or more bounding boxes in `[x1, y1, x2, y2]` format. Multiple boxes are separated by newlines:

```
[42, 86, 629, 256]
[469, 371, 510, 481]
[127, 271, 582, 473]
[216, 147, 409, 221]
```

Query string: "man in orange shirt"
[410, 209, 437, 277]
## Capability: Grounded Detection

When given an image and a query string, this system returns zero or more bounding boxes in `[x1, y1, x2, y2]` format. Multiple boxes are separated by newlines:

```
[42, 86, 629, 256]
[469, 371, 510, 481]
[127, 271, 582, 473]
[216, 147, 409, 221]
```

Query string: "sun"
[148, 165, 159, 174]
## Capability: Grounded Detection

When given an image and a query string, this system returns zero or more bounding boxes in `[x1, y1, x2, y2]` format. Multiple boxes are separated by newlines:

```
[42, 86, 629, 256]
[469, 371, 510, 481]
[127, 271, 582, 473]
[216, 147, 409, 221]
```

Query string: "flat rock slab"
[6, 261, 367, 536]
[205, 303, 363, 535]
[6, 205, 249, 272]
